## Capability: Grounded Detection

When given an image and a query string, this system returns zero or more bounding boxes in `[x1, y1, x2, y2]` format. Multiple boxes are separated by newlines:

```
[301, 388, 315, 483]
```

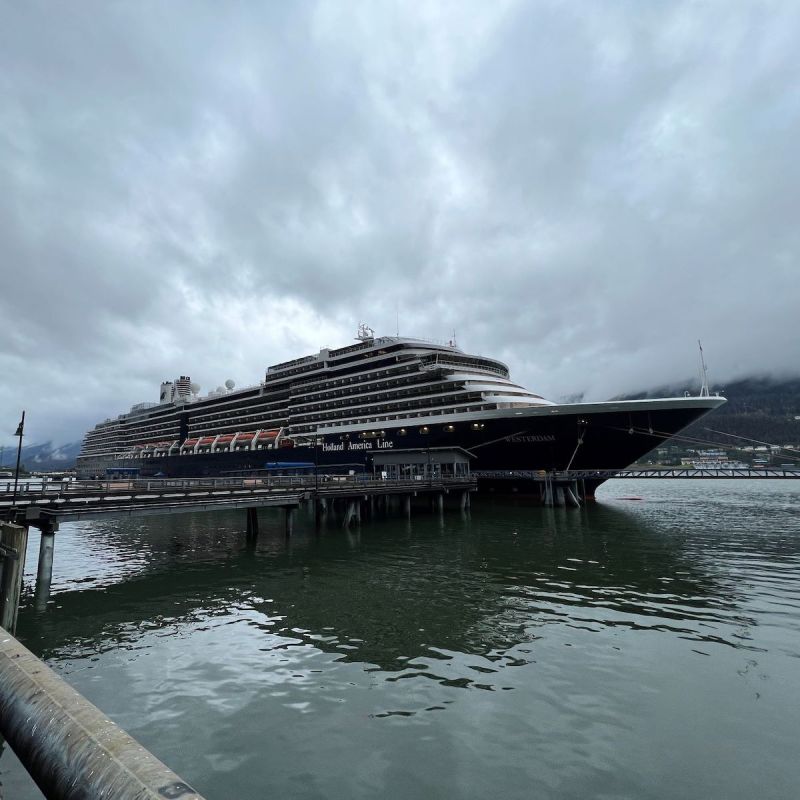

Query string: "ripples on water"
[3, 480, 800, 799]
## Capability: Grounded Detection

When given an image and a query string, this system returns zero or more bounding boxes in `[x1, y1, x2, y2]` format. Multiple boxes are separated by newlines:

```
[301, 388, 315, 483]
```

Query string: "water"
[3, 480, 800, 799]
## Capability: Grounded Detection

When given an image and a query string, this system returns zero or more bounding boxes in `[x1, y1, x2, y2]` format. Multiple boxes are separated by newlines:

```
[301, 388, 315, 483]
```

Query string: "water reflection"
[8, 483, 800, 800]
[17, 496, 783, 676]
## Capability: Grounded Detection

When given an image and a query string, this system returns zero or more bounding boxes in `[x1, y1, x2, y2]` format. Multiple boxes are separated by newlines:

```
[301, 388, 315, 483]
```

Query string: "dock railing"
[1, 474, 476, 498]
[472, 467, 800, 481]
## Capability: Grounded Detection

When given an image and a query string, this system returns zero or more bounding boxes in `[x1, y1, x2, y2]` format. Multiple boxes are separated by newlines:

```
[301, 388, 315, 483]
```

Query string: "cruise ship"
[77, 325, 725, 491]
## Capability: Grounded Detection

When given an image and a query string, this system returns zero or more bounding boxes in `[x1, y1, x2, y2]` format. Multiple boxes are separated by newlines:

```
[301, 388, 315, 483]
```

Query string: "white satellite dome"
[190, 382, 200, 394]
[225, 379, 235, 390]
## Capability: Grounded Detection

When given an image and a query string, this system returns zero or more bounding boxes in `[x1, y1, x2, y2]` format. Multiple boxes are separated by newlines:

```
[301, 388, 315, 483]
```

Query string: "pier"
[473, 467, 800, 506]
[474, 467, 800, 481]
[0, 474, 475, 527]
[0, 475, 476, 627]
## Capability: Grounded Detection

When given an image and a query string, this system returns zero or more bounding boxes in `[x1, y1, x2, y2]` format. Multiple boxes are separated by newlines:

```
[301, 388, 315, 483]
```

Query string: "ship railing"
[420, 355, 508, 378]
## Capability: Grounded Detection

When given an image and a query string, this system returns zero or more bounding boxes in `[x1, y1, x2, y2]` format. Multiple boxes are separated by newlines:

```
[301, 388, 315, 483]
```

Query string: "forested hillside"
[625, 377, 800, 449]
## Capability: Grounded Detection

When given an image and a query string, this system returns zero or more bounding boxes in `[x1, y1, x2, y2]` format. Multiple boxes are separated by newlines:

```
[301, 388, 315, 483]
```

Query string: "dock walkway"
[0, 475, 476, 529]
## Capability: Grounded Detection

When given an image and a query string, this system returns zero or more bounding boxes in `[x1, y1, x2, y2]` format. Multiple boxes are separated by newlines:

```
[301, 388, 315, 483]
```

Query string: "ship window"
[445, 424, 455, 432]
[419, 426, 429, 435]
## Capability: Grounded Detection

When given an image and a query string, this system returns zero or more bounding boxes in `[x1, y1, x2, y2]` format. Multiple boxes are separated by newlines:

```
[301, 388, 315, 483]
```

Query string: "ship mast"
[698, 340, 710, 397]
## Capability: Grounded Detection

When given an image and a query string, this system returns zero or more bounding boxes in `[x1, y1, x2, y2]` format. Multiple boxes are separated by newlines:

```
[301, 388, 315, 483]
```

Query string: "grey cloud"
[1, 1, 798, 445]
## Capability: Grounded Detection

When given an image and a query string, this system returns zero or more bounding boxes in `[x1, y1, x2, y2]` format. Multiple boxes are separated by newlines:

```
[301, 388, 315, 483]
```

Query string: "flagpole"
[10, 410, 25, 518]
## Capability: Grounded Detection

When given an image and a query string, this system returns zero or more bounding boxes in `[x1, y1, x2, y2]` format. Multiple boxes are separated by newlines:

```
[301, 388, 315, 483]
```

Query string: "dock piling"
[245, 507, 259, 539]
[343, 500, 357, 528]
[565, 483, 581, 508]
[34, 527, 56, 612]
[0, 522, 28, 635]
[543, 478, 553, 507]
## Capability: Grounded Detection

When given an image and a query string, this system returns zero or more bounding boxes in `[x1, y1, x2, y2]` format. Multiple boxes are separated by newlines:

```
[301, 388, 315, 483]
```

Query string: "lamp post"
[10, 411, 25, 518]
[427, 446, 432, 488]
[314, 434, 319, 493]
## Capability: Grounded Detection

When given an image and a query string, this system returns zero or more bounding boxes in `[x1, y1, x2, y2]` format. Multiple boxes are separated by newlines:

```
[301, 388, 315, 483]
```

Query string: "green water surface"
[3, 479, 799, 799]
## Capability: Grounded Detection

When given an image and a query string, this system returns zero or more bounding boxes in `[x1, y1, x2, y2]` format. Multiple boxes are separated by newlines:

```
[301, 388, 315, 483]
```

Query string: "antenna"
[698, 340, 710, 397]
[395, 303, 399, 337]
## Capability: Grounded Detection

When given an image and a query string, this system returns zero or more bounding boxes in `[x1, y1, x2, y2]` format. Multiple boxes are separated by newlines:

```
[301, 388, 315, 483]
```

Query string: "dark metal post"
[314, 435, 319, 493]
[313, 436, 321, 528]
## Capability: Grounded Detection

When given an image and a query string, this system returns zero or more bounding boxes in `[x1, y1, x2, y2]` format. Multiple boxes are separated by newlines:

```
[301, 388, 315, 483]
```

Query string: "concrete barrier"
[0, 627, 205, 799]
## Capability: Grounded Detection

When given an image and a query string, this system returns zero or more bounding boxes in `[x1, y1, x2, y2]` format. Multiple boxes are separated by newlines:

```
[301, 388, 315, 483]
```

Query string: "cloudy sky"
[1, 1, 799, 446]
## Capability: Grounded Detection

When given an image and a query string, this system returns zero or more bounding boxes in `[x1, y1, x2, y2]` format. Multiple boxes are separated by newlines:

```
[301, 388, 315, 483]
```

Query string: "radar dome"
[225, 379, 235, 390]
[216, 386, 224, 394]
[190, 382, 200, 394]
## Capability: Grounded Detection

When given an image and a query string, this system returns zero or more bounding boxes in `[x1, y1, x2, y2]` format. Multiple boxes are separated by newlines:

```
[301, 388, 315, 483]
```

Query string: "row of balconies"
[288, 391, 484, 426]
[302, 402, 492, 432]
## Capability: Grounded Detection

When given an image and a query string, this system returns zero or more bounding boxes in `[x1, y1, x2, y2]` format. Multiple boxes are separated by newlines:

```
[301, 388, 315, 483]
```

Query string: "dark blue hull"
[127, 400, 717, 492]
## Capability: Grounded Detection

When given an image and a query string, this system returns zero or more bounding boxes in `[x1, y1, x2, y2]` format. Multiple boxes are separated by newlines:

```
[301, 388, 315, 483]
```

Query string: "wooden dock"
[0, 475, 475, 528]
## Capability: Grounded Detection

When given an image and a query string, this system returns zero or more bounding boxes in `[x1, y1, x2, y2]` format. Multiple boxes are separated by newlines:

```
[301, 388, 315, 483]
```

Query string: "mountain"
[621, 376, 800, 451]
[0, 441, 82, 472]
